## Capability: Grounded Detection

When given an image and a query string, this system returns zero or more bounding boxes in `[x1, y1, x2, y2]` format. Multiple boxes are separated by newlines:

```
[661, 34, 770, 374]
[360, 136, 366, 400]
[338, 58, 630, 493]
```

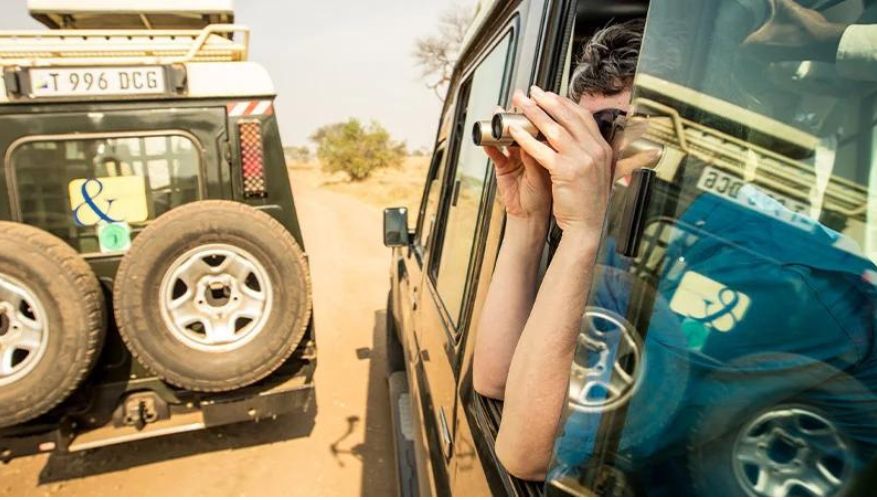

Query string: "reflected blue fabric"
[550, 190, 877, 481]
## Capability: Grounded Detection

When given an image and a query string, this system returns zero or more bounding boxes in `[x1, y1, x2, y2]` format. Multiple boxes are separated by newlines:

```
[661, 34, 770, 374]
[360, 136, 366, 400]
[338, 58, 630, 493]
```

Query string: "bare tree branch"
[413, 3, 475, 102]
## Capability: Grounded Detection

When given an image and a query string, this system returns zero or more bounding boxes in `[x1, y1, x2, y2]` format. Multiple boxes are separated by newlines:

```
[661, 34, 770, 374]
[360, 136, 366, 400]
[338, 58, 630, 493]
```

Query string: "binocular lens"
[473, 120, 508, 147]
[492, 113, 539, 142]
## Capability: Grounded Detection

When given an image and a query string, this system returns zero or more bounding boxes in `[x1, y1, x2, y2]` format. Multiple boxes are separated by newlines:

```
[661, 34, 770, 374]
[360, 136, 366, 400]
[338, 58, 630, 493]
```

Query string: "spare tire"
[113, 201, 312, 392]
[0, 222, 105, 427]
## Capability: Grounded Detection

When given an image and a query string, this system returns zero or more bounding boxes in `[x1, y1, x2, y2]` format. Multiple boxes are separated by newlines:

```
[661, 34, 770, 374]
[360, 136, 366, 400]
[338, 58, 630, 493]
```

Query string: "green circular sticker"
[98, 222, 132, 253]
[681, 318, 710, 350]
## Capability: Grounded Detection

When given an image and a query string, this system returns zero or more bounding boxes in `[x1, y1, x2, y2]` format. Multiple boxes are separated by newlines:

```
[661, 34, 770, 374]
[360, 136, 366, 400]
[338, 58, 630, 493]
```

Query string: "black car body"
[0, 3, 315, 461]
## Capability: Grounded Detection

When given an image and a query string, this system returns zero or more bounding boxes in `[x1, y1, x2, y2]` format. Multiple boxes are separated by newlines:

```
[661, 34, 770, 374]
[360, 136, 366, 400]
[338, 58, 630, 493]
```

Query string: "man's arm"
[473, 109, 553, 400]
[492, 86, 615, 480]
[495, 230, 598, 480]
[472, 217, 547, 399]
[742, 0, 877, 81]
[836, 24, 877, 81]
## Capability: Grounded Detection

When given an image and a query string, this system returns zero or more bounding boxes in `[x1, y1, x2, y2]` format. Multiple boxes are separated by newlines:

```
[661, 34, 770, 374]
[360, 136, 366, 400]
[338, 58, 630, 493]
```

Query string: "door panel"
[415, 23, 518, 489]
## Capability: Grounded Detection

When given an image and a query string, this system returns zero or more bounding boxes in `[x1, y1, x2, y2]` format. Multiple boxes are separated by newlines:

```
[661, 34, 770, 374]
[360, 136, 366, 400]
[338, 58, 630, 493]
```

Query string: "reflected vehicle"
[549, 0, 877, 496]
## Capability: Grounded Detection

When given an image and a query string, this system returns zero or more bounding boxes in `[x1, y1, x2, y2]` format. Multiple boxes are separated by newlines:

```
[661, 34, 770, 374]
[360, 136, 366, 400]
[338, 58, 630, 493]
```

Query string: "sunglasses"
[593, 108, 627, 143]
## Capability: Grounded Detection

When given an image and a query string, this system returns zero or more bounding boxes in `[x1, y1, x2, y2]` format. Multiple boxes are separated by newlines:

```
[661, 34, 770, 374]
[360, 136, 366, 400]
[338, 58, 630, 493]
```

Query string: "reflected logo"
[669, 271, 750, 333]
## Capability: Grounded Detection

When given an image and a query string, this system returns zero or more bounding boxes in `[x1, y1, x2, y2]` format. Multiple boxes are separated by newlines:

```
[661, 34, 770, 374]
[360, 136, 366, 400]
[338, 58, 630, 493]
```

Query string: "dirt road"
[0, 168, 397, 496]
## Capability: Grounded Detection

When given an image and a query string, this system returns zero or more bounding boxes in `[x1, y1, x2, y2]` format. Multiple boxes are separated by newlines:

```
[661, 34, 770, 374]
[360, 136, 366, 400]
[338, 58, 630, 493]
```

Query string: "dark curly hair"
[568, 19, 645, 102]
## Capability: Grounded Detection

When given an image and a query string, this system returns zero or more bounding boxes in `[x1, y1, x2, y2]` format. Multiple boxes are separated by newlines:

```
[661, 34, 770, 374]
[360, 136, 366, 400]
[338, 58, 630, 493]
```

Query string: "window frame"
[426, 20, 519, 339]
[5, 129, 206, 257]
[412, 141, 447, 264]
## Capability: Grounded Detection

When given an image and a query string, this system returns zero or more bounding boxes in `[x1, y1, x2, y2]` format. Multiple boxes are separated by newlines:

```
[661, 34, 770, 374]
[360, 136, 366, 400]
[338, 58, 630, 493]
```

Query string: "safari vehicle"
[384, 0, 877, 495]
[0, 0, 315, 460]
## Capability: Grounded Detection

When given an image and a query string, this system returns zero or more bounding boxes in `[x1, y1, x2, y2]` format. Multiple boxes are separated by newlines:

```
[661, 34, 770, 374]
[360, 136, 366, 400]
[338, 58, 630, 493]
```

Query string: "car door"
[395, 141, 447, 362]
[547, 0, 877, 496]
[408, 9, 521, 495]
[445, 0, 581, 495]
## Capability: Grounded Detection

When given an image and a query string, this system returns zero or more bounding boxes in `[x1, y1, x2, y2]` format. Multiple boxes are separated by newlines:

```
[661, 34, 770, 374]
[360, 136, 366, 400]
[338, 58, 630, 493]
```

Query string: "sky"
[0, 0, 475, 151]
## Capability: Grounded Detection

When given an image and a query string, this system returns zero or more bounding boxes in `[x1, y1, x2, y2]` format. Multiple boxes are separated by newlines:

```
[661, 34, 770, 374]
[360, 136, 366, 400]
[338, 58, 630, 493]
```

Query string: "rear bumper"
[0, 339, 316, 461]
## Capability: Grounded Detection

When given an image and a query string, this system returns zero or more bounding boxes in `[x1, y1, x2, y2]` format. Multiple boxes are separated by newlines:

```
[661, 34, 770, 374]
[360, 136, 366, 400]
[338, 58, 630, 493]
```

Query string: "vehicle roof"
[28, 0, 234, 29]
[460, 0, 497, 53]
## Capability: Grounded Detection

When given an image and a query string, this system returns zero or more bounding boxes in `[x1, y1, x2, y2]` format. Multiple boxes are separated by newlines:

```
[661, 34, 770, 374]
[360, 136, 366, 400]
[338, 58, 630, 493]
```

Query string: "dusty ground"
[0, 162, 424, 496]
[293, 156, 429, 215]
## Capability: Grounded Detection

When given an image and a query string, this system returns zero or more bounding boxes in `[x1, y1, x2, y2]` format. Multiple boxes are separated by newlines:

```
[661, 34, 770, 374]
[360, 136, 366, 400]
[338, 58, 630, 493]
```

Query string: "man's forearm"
[495, 230, 599, 480]
[473, 216, 548, 398]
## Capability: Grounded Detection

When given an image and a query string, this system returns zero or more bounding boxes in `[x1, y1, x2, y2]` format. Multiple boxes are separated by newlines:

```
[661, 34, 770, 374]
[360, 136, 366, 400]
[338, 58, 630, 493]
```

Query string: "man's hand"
[484, 111, 552, 223]
[509, 86, 614, 238]
[742, 0, 846, 62]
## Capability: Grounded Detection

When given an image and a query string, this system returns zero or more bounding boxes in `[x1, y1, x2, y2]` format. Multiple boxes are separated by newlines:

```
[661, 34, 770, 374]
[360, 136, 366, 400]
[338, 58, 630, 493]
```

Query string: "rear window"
[10, 133, 201, 254]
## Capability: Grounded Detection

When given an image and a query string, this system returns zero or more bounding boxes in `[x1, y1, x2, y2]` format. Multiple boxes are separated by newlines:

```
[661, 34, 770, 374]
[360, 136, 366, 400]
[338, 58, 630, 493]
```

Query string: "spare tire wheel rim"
[568, 307, 643, 413]
[0, 273, 49, 386]
[160, 243, 274, 352]
[732, 407, 853, 496]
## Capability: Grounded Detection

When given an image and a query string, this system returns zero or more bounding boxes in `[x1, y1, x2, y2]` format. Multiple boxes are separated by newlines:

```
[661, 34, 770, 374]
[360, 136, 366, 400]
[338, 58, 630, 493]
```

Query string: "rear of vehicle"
[0, 0, 315, 459]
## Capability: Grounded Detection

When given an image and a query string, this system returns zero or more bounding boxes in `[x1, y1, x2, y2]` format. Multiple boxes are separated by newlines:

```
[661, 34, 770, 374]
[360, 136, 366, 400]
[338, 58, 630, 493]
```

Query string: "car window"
[431, 32, 514, 327]
[549, 0, 877, 496]
[415, 146, 446, 255]
[10, 133, 201, 254]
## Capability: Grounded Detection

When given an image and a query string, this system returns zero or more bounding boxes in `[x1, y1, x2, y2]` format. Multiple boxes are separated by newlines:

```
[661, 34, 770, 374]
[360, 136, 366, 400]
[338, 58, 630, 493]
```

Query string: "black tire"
[0, 222, 105, 427]
[113, 201, 312, 392]
[386, 292, 405, 375]
[687, 354, 874, 496]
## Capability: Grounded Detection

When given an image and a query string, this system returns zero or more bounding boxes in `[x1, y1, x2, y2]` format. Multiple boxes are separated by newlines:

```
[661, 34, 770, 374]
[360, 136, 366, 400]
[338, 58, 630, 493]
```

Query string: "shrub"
[311, 119, 406, 181]
[284, 145, 311, 165]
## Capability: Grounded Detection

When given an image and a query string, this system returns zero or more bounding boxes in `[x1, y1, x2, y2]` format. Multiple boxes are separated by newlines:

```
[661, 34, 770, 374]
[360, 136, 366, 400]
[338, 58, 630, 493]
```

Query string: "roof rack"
[28, 0, 235, 30]
[0, 24, 249, 67]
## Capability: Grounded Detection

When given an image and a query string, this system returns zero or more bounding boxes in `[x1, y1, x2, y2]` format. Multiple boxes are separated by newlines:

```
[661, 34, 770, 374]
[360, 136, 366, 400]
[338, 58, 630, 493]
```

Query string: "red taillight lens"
[238, 119, 267, 198]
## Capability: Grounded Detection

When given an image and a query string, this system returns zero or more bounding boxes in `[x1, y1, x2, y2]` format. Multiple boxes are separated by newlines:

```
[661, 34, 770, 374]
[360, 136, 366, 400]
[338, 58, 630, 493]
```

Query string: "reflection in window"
[550, 0, 877, 496]
[12, 135, 200, 253]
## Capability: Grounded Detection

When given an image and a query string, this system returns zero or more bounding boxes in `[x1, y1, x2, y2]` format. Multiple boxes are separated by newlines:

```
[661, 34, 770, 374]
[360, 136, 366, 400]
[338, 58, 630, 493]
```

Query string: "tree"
[310, 119, 406, 181]
[284, 145, 311, 165]
[413, 4, 474, 101]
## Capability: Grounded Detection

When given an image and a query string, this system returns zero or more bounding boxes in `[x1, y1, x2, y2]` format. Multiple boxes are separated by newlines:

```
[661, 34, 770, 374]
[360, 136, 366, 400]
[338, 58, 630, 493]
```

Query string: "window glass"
[416, 148, 445, 251]
[12, 134, 200, 253]
[434, 32, 513, 326]
[550, 0, 877, 496]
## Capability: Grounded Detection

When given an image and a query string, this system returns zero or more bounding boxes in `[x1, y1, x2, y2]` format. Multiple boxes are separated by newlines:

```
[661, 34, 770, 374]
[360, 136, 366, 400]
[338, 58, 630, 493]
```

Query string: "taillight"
[238, 119, 267, 198]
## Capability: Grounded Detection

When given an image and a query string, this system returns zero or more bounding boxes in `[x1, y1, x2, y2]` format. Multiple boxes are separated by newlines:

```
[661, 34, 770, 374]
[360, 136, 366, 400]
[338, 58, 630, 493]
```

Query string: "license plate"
[696, 166, 815, 230]
[29, 67, 166, 97]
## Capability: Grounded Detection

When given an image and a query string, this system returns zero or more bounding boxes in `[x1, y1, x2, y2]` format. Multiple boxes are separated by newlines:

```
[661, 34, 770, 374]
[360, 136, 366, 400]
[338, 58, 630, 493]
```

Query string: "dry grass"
[288, 156, 430, 214]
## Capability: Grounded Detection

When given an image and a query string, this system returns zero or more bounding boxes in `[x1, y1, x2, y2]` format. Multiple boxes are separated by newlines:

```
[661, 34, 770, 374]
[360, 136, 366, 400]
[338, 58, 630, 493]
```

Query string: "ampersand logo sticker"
[68, 176, 148, 227]
[669, 271, 751, 333]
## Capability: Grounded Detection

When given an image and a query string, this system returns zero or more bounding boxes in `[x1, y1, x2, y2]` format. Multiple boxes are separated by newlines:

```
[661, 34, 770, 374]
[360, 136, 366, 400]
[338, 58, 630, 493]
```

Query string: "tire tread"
[0, 222, 105, 427]
[113, 201, 312, 392]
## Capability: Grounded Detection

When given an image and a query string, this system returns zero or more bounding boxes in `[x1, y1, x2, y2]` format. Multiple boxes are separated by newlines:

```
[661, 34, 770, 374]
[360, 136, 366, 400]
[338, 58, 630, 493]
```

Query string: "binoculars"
[472, 113, 540, 147]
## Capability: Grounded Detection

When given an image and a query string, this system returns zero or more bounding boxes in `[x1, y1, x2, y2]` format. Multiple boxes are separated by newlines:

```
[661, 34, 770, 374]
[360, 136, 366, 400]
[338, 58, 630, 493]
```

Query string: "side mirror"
[383, 207, 410, 247]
